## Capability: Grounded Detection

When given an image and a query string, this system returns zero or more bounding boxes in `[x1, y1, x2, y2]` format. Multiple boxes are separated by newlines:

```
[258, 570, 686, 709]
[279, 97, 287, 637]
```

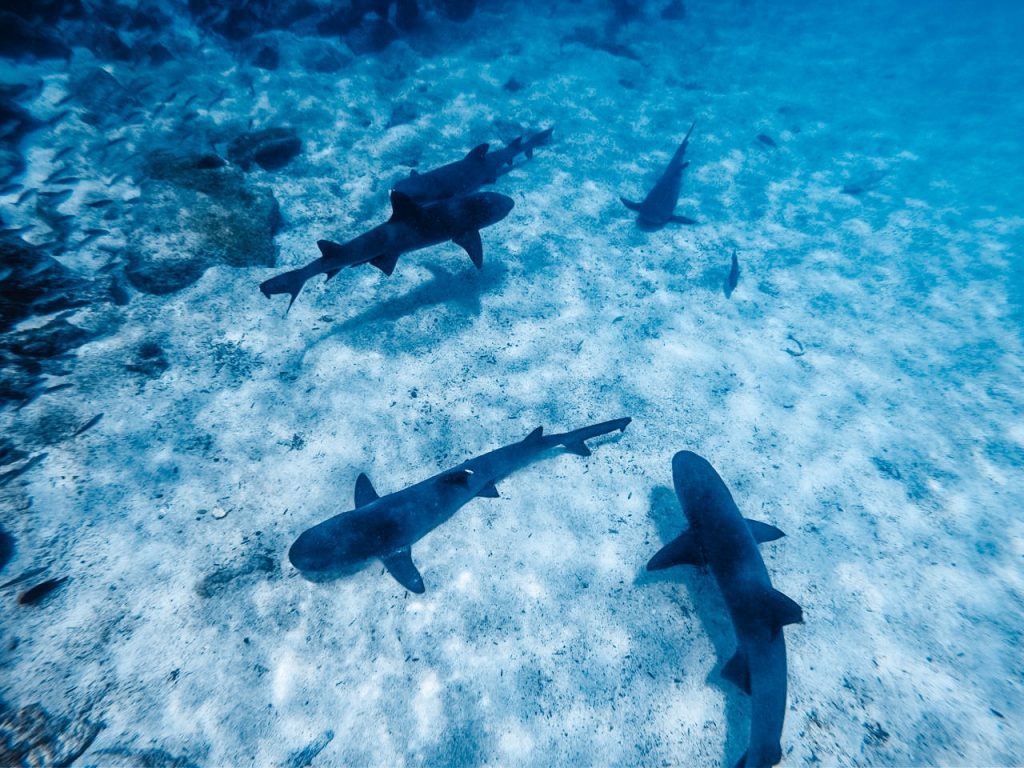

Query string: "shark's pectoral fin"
[354, 472, 379, 507]
[324, 269, 340, 281]
[765, 588, 803, 635]
[453, 229, 483, 268]
[620, 197, 642, 212]
[382, 547, 425, 594]
[669, 214, 698, 225]
[370, 252, 400, 276]
[746, 519, 785, 544]
[721, 648, 751, 695]
[646, 530, 705, 570]
[441, 468, 473, 486]
[476, 482, 500, 498]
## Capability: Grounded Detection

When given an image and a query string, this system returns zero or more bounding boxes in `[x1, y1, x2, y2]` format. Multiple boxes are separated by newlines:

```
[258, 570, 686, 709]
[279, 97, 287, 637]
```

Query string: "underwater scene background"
[1, 0, 1022, 765]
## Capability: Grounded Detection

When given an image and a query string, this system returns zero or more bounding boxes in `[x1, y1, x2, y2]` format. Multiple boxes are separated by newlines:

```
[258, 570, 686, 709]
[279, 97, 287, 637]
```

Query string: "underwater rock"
[125, 340, 169, 378]
[86, 747, 199, 768]
[0, 13, 71, 60]
[0, 701, 99, 767]
[227, 126, 302, 172]
[69, 67, 138, 127]
[252, 41, 280, 70]
[196, 551, 276, 599]
[436, 0, 477, 22]
[125, 150, 279, 294]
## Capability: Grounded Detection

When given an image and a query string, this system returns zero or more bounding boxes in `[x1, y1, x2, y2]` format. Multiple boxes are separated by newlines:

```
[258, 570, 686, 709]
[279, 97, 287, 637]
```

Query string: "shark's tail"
[259, 265, 311, 312]
[525, 417, 631, 456]
[524, 126, 554, 159]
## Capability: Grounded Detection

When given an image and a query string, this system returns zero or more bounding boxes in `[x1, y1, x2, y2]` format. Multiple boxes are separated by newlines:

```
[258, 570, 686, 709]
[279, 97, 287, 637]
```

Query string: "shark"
[647, 451, 802, 768]
[394, 127, 553, 204]
[621, 121, 698, 229]
[289, 417, 631, 593]
[259, 189, 513, 309]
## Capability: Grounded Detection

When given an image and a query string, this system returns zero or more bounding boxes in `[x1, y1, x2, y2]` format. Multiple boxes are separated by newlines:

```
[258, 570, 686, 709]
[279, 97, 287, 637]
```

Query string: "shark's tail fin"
[524, 127, 554, 159]
[259, 266, 310, 312]
[550, 417, 631, 456]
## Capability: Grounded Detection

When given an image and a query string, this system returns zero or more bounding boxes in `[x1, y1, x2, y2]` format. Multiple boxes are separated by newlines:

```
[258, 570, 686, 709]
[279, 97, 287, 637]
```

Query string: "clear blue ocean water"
[1, 1, 1022, 765]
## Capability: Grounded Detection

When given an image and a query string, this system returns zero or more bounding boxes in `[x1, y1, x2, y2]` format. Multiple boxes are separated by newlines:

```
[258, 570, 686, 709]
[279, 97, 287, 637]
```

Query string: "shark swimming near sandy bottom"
[258, 189, 513, 309]
[647, 451, 802, 768]
[288, 417, 631, 593]
[393, 127, 553, 204]
[621, 121, 698, 229]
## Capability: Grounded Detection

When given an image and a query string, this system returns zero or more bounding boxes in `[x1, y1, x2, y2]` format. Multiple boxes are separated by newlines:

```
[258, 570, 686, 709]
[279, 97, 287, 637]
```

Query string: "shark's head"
[288, 513, 370, 579]
[462, 192, 515, 228]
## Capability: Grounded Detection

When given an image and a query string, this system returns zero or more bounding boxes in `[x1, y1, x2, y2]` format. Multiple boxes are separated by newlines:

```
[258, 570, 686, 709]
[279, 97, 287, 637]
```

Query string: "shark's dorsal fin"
[721, 649, 751, 695]
[765, 588, 803, 636]
[389, 190, 422, 222]
[476, 482, 499, 498]
[466, 143, 489, 161]
[746, 519, 785, 544]
[524, 426, 544, 444]
[370, 252, 400, 276]
[354, 472, 379, 507]
[441, 468, 473, 486]
[646, 530, 706, 570]
[453, 229, 483, 268]
[382, 547, 424, 594]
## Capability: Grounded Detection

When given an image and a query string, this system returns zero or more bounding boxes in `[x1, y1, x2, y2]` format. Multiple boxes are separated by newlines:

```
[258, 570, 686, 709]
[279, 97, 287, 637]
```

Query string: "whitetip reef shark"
[647, 451, 802, 768]
[259, 189, 513, 309]
[289, 417, 631, 593]
[621, 121, 698, 229]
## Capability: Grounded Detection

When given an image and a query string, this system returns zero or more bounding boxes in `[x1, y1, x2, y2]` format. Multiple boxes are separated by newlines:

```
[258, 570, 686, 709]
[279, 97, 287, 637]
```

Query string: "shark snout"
[475, 192, 515, 225]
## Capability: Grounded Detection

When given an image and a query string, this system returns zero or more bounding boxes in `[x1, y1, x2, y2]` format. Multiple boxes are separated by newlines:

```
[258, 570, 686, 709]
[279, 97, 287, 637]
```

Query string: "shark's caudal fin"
[552, 417, 631, 457]
[524, 127, 554, 159]
[259, 266, 309, 311]
[381, 547, 424, 593]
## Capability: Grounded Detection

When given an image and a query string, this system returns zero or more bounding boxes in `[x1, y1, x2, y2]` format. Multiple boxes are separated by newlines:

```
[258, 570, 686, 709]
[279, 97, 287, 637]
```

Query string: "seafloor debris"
[0, 701, 100, 767]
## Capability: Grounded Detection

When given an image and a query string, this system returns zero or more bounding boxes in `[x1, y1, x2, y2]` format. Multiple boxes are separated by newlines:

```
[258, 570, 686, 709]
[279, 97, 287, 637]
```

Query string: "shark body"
[648, 451, 802, 768]
[289, 417, 631, 592]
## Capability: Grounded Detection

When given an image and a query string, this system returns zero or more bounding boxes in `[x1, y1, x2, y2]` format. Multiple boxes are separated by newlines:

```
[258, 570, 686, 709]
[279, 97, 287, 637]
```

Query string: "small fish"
[73, 413, 103, 436]
[756, 134, 777, 148]
[49, 175, 81, 185]
[53, 145, 75, 162]
[43, 383, 73, 395]
[78, 228, 110, 247]
[1, 566, 47, 589]
[181, 93, 199, 110]
[104, 135, 127, 149]
[45, 109, 71, 126]
[841, 169, 887, 196]
[207, 87, 228, 109]
[85, 198, 115, 208]
[16, 188, 36, 205]
[106, 172, 127, 186]
[725, 251, 740, 298]
[38, 189, 73, 205]
[0, 183, 21, 195]
[18, 576, 68, 606]
[43, 164, 69, 183]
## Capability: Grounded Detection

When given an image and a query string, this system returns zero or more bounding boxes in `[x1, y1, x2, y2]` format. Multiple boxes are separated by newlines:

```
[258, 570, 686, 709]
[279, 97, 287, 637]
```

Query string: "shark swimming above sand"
[289, 417, 631, 593]
[647, 451, 802, 768]
[259, 189, 513, 309]
[393, 127, 553, 203]
[621, 121, 697, 229]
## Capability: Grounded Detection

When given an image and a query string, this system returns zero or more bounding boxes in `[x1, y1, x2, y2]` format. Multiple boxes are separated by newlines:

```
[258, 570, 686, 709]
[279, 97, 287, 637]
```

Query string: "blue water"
[1, 1, 1022, 765]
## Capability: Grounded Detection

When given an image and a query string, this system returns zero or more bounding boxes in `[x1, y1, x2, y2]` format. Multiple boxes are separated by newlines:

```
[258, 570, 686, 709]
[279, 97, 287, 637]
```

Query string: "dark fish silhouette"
[290, 417, 631, 592]
[621, 121, 697, 229]
[259, 190, 513, 309]
[17, 576, 68, 606]
[648, 451, 802, 768]
[725, 251, 740, 298]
